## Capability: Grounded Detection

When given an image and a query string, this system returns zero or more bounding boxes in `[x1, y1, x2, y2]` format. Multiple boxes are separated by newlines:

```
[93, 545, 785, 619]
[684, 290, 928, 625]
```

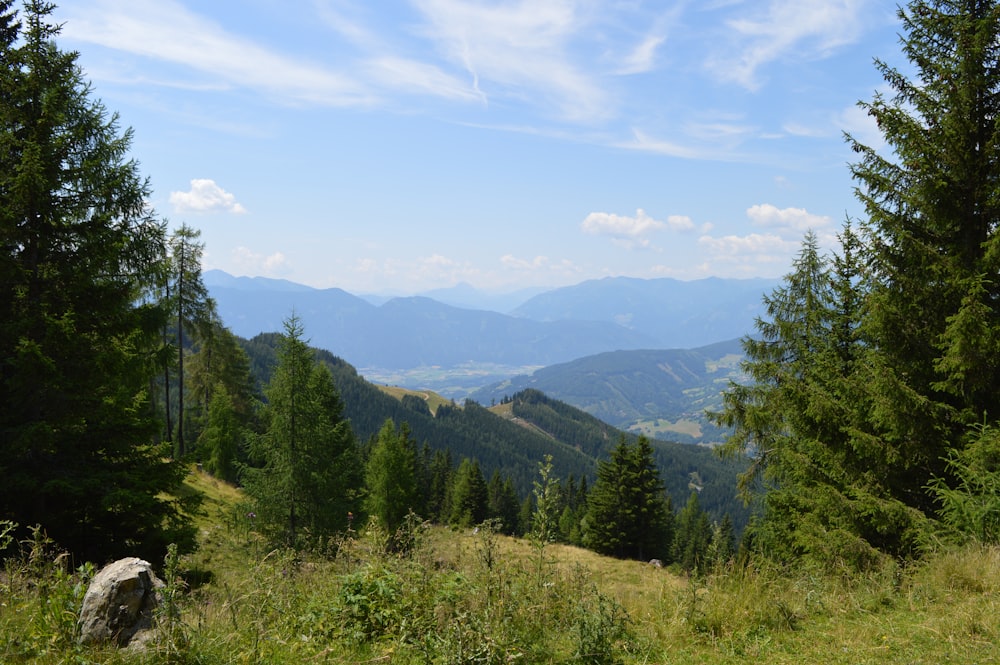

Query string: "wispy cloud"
[61, 0, 373, 107]
[708, 0, 867, 90]
[170, 179, 247, 214]
[411, 0, 611, 122]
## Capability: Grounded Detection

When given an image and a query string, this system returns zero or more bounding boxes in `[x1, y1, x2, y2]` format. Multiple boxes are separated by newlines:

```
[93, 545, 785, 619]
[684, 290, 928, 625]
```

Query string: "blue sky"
[55, 0, 901, 295]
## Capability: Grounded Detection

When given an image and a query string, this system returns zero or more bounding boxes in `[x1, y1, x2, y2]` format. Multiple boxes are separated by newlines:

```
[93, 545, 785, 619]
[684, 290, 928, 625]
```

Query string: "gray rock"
[78, 557, 164, 647]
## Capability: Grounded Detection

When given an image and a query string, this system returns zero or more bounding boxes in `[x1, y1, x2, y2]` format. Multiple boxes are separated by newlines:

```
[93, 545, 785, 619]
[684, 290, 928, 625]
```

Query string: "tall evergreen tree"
[0, 1, 195, 562]
[449, 458, 488, 527]
[846, 0, 1000, 553]
[199, 385, 241, 484]
[364, 418, 419, 533]
[672, 492, 713, 573]
[242, 314, 361, 547]
[165, 223, 211, 458]
[583, 436, 673, 561]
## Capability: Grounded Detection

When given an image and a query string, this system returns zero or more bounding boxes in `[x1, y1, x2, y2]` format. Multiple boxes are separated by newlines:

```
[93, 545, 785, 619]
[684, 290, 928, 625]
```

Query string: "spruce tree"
[364, 418, 419, 533]
[583, 436, 672, 561]
[846, 0, 1000, 550]
[672, 492, 713, 573]
[0, 0, 195, 562]
[243, 314, 361, 547]
[449, 458, 488, 527]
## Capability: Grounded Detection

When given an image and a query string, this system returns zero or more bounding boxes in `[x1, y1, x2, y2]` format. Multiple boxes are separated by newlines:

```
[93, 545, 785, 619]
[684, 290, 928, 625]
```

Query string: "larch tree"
[242, 314, 361, 548]
[165, 223, 212, 458]
[0, 0, 195, 562]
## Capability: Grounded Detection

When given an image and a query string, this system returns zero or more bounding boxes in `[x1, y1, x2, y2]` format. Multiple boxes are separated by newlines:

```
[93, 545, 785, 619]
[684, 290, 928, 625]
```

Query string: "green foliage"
[334, 564, 409, 643]
[242, 315, 362, 548]
[199, 385, 242, 483]
[930, 423, 1000, 543]
[449, 458, 488, 527]
[364, 418, 420, 535]
[0, 0, 196, 563]
[584, 436, 674, 561]
[673, 492, 713, 573]
[571, 584, 632, 665]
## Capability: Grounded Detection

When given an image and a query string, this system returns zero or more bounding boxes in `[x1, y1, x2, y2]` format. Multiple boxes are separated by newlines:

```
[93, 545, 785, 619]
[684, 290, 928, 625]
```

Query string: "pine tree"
[242, 314, 361, 547]
[364, 418, 419, 533]
[487, 470, 521, 535]
[583, 436, 673, 561]
[0, 0, 195, 562]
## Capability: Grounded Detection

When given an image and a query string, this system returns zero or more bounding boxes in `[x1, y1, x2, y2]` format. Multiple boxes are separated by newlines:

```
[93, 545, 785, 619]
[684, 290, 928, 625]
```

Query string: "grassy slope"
[2, 469, 999, 664]
[374, 383, 453, 415]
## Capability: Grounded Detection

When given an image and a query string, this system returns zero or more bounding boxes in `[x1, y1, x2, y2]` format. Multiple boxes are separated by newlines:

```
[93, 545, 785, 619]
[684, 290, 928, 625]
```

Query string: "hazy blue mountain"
[511, 276, 777, 348]
[416, 282, 551, 313]
[470, 339, 747, 445]
[203, 269, 315, 292]
[207, 272, 659, 370]
[206, 270, 770, 388]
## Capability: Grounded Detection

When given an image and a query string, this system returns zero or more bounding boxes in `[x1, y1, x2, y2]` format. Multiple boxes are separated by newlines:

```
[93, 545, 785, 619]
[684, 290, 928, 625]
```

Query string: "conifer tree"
[672, 492, 713, 573]
[583, 436, 673, 560]
[0, 0, 195, 562]
[449, 458, 488, 527]
[200, 385, 241, 483]
[243, 314, 361, 547]
[364, 418, 419, 533]
[847, 0, 1000, 537]
[165, 224, 212, 457]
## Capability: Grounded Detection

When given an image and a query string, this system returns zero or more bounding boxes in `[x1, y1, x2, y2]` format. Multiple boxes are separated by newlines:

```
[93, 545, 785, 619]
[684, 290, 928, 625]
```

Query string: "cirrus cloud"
[170, 179, 247, 214]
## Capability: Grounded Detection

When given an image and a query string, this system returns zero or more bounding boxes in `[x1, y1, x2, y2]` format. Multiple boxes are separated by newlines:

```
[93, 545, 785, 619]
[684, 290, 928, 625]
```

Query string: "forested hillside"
[473, 338, 745, 443]
[240, 334, 746, 528]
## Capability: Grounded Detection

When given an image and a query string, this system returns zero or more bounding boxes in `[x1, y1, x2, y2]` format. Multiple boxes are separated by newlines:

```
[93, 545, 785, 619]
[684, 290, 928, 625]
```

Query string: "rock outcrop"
[78, 557, 164, 647]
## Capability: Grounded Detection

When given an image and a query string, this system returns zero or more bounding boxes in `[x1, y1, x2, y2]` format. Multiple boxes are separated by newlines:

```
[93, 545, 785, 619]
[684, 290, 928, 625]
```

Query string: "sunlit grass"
[3, 469, 1000, 663]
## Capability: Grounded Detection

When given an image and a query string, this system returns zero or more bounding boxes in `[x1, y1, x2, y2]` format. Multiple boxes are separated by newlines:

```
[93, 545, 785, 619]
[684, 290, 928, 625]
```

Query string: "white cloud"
[710, 0, 866, 89]
[365, 56, 484, 102]
[699, 232, 797, 256]
[501, 254, 550, 271]
[170, 179, 247, 214]
[616, 34, 666, 75]
[582, 208, 693, 249]
[232, 246, 288, 275]
[61, 0, 373, 107]
[411, 0, 610, 122]
[746, 203, 830, 232]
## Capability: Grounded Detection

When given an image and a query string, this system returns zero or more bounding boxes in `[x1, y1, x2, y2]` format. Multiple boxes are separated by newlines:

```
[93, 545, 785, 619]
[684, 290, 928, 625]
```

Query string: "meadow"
[1, 468, 998, 664]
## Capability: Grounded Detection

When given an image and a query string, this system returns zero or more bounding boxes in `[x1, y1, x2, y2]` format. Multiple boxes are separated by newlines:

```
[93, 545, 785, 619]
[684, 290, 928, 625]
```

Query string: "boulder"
[78, 557, 164, 647]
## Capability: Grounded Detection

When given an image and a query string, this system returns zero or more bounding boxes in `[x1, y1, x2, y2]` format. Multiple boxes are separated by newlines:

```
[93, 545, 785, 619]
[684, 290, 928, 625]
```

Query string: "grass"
[2, 468, 1000, 663]
[374, 383, 453, 415]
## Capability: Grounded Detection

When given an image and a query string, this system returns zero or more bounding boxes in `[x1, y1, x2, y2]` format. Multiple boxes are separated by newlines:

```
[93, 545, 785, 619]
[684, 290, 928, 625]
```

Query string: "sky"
[53, 0, 904, 295]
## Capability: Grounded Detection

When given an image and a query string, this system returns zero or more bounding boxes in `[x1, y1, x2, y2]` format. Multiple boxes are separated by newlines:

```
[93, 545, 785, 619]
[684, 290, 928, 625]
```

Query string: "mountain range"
[471, 339, 746, 445]
[205, 270, 776, 374]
